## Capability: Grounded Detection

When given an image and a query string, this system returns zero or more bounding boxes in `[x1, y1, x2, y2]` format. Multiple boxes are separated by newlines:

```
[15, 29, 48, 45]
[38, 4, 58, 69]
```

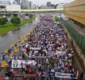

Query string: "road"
[0, 17, 39, 53]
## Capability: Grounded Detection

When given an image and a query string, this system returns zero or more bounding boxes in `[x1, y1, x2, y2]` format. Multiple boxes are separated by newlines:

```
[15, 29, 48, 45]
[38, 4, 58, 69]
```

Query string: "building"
[46, 2, 56, 9]
[36, 5, 39, 9]
[6, 5, 21, 11]
[15, 0, 21, 5]
[0, 0, 11, 5]
[12, 0, 21, 5]
[57, 3, 65, 9]
[0, 4, 21, 11]
[12, 0, 18, 4]
[47, 2, 51, 7]
[21, 0, 29, 9]
[29, 1, 32, 9]
[0, 4, 6, 10]
[32, 4, 36, 9]
[64, 0, 85, 26]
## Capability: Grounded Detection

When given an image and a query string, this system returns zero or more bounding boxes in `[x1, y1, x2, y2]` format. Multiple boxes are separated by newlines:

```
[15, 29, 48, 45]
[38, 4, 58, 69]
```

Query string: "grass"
[0, 16, 35, 36]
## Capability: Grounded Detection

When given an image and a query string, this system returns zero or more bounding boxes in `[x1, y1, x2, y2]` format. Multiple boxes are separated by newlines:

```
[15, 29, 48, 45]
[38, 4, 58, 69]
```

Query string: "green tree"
[11, 17, 21, 25]
[4, 18, 8, 23]
[54, 16, 59, 22]
[0, 18, 8, 25]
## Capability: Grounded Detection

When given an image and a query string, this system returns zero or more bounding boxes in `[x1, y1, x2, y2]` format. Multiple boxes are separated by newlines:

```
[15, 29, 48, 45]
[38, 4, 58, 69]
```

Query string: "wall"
[64, 0, 85, 25]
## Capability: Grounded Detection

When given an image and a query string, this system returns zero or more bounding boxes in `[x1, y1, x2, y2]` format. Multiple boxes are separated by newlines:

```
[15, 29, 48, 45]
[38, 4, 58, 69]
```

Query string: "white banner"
[11, 60, 36, 68]
[30, 47, 41, 50]
[55, 72, 78, 79]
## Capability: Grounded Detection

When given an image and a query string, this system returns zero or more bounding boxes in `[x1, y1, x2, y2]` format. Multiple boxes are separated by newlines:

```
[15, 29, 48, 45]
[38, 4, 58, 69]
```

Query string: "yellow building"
[64, 0, 85, 25]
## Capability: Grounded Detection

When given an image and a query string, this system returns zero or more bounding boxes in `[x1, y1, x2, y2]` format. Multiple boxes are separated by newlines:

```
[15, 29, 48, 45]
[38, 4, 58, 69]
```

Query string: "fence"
[60, 18, 85, 53]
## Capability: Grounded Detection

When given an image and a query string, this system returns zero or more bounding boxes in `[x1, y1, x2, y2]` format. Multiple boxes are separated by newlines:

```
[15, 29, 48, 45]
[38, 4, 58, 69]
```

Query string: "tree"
[11, 17, 21, 25]
[54, 16, 59, 22]
[4, 18, 8, 23]
[0, 18, 8, 25]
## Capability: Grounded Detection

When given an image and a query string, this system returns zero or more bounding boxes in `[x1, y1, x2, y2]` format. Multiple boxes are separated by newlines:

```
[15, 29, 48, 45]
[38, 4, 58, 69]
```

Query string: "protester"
[0, 16, 78, 80]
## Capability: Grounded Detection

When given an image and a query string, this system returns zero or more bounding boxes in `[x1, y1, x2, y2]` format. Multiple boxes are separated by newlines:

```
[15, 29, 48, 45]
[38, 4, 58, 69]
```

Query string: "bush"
[0, 18, 8, 25]
[4, 18, 8, 23]
[54, 16, 59, 22]
[11, 17, 21, 25]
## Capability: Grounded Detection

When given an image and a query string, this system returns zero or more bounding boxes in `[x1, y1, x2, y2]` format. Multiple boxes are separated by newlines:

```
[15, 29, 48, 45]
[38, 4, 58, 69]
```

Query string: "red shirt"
[0, 74, 3, 80]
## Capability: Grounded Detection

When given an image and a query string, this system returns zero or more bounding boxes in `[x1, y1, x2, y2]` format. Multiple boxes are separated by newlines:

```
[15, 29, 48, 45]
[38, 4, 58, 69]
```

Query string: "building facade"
[6, 5, 21, 11]
[21, 0, 29, 9]
[0, 0, 10, 5]
[15, 0, 20, 5]
[0, 4, 21, 11]
[57, 3, 65, 9]
[47, 2, 51, 7]
[64, 0, 85, 25]
[29, 1, 32, 9]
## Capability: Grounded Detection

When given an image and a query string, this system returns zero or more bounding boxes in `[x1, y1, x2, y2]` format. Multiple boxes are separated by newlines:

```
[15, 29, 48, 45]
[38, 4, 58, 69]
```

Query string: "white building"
[32, 4, 36, 9]
[0, 4, 21, 11]
[0, 0, 11, 5]
[36, 5, 39, 9]
[6, 5, 21, 11]
[56, 3, 65, 9]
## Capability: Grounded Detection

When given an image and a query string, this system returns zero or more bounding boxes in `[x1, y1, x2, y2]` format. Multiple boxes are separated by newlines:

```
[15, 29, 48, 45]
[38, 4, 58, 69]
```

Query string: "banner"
[35, 56, 48, 59]
[40, 72, 78, 79]
[30, 47, 41, 50]
[41, 72, 48, 77]
[55, 72, 78, 79]
[11, 60, 36, 68]
[48, 72, 55, 76]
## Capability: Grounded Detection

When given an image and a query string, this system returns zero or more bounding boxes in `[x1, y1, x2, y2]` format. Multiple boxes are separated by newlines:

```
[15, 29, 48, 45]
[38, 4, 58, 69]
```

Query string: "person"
[5, 71, 12, 77]
[79, 72, 84, 80]
[24, 65, 30, 74]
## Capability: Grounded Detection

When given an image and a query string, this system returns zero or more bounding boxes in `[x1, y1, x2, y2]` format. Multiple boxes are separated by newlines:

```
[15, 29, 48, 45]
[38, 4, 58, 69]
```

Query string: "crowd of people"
[0, 16, 78, 80]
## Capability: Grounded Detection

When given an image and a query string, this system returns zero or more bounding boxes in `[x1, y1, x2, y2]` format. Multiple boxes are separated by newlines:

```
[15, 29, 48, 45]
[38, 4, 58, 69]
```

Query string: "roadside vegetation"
[0, 18, 8, 25]
[0, 16, 35, 36]
[54, 16, 60, 22]
[11, 17, 21, 25]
